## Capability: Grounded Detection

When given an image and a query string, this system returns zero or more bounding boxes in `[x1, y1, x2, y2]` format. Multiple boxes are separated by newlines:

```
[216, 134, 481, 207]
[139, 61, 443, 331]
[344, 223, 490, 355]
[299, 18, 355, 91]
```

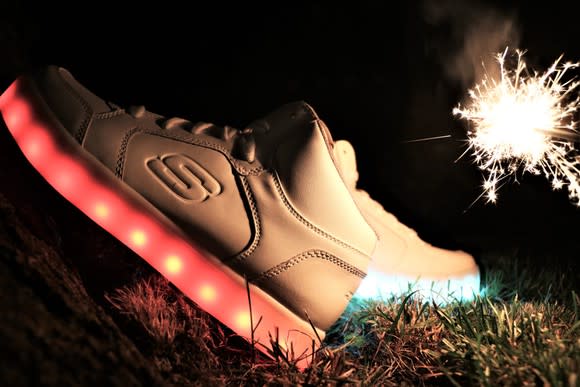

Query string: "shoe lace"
[355, 189, 418, 238]
[127, 105, 256, 163]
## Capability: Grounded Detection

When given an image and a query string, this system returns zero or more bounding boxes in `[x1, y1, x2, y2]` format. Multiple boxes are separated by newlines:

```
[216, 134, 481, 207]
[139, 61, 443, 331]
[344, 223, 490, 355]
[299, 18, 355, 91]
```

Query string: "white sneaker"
[333, 140, 480, 303]
[0, 67, 378, 365]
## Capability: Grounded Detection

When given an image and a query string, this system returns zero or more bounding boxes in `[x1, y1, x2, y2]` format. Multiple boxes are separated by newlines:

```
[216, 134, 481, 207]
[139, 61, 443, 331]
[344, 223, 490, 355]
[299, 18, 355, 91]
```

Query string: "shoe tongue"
[265, 103, 377, 256]
[247, 101, 322, 168]
[248, 101, 319, 134]
[332, 140, 359, 190]
[247, 102, 360, 190]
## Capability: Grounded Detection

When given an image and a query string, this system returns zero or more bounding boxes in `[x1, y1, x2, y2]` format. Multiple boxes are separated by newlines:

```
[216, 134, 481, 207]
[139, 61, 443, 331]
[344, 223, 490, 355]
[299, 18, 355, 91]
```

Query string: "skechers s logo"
[146, 154, 222, 202]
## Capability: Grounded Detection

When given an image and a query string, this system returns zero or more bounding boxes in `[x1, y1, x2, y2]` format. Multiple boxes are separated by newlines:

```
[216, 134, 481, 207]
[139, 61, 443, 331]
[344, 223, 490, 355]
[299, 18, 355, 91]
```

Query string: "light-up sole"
[354, 270, 481, 304]
[0, 78, 323, 367]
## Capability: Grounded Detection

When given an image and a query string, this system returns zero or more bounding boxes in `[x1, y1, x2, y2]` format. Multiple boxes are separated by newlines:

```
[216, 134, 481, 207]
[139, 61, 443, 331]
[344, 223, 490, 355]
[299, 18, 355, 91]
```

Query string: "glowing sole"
[354, 270, 481, 304]
[0, 78, 323, 367]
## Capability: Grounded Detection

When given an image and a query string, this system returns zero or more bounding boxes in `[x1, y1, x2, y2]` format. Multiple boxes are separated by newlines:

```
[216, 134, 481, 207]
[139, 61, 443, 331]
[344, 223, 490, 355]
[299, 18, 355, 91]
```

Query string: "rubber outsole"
[0, 78, 324, 368]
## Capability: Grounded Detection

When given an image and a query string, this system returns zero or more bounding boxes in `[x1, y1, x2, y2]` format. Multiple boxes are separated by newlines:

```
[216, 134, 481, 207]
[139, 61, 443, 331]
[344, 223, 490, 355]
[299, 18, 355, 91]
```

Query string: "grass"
[105, 253, 579, 386]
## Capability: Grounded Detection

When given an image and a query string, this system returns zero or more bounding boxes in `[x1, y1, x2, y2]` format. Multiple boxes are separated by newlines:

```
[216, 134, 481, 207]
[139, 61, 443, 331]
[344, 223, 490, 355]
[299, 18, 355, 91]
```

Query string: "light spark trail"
[402, 134, 452, 143]
[453, 48, 580, 205]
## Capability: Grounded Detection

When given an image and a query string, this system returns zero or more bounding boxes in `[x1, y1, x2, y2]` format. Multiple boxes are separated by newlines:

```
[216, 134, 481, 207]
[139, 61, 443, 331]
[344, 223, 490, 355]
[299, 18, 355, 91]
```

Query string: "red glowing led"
[23, 138, 41, 159]
[235, 311, 252, 331]
[3, 99, 28, 136]
[164, 255, 183, 274]
[94, 203, 110, 219]
[199, 284, 217, 302]
[130, 230, 147, 247]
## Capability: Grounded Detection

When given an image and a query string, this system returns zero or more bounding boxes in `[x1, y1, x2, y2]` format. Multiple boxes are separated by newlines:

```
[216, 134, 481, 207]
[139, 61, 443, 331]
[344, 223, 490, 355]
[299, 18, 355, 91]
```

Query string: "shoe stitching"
[271, 171, 368, 256]
[60, 73, 92, 143]
[95, 109, 125, 119]
[300, 102, 319, 121]
[235, 175, 261, 261]
[115, 127, 141, 178]
[251, 249, 366, 285]
[315, 120, 336, 158]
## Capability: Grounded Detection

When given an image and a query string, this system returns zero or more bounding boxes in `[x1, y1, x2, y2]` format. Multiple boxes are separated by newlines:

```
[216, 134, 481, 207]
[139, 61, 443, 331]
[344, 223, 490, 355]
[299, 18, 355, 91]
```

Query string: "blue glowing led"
[353, 270, 481, 304]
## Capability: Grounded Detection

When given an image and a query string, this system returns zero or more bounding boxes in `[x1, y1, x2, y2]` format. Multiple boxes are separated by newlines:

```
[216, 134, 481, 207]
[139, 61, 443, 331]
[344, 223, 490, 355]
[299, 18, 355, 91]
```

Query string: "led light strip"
[0, 79, 323, 367]
[354, 270, 481, 304]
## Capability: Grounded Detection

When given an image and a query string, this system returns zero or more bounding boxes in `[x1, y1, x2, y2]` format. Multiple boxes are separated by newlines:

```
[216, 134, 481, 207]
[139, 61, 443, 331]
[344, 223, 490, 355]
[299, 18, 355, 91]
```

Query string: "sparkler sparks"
[453, 48, 580, 205]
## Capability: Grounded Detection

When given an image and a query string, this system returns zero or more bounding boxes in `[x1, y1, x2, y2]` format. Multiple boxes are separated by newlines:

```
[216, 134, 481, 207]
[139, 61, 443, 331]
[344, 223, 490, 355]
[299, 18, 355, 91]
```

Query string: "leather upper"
[30, 66, 378, 330]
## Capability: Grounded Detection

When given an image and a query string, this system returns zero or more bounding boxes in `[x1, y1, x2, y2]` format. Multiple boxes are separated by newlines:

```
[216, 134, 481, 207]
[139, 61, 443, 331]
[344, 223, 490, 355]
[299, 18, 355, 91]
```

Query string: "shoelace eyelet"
[127, 105, 146, 119]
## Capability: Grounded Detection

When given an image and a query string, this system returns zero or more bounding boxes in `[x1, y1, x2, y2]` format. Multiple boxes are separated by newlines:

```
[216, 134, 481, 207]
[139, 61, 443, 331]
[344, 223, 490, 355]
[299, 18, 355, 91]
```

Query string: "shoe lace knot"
[128, 105, 256, 163]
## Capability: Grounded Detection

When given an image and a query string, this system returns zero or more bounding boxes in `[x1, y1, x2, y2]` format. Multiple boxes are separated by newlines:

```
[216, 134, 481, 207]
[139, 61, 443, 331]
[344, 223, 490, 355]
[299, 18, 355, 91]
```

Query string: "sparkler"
[453, 48, 580, 205]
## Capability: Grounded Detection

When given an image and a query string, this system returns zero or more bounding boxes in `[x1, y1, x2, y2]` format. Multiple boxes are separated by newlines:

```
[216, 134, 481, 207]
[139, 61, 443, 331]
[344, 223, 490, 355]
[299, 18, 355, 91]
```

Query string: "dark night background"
[0, 1, 579, 385]
[1, 2, 579, 270]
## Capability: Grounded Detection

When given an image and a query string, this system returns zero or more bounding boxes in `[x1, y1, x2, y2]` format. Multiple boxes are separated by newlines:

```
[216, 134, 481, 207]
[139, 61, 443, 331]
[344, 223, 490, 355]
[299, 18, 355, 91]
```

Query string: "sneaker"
[332, 140, 480, 303]
[0, 67, 378, 365]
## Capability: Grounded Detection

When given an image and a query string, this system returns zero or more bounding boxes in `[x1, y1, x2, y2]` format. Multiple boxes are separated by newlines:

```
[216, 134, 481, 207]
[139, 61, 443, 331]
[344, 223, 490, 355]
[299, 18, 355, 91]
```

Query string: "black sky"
[1, 1, 580, 261]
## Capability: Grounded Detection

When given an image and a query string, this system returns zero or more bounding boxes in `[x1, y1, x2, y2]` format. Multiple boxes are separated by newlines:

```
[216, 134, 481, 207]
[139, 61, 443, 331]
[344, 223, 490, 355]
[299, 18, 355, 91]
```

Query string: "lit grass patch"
[104, 256, 579, 385]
